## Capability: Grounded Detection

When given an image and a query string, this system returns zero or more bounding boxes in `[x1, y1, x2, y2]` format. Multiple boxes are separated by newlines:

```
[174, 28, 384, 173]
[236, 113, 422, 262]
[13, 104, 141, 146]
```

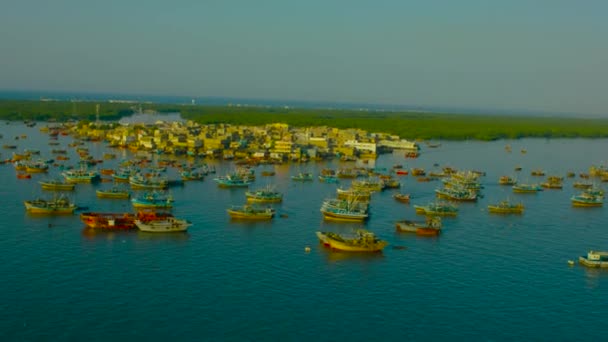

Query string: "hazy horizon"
[1, 1, 607, 116]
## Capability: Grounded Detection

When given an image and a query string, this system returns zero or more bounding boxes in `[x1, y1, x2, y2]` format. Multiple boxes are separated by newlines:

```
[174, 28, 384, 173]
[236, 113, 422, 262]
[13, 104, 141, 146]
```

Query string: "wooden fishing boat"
[320, 199, 368, 222]
[414, 201, 458, 216]
[129, 173, 169, 189]
[393, 193, 411, 203]
[434, 187, 477, 201]
[530, 169, 545, 176]
[131, 192, 173, 208]
[39, 179, 76, 191]
[97, 187, 130, 199]
[25, 161, 49, 173]
[395, 169, 409, 175]
[245, 187, 283, 203]
[134, 216, 191, 233]
[213, 174, 253, 188]
[80, 212, 136, 229]
[488, 200, 524, 214]
[395, 216, 442, 236]
[24, 196, 76, 214]
[336, 188, 371, 202]
[573, 181, 593, 189]
[62, 169, 100, 183]
[512, 184, 542, 193]
[291, 172, 314, 181]
[571, 192, 603, 207]
[579, 251, 608, 268]
[316, 230, 387, 252]
[227, 205, 275, 220]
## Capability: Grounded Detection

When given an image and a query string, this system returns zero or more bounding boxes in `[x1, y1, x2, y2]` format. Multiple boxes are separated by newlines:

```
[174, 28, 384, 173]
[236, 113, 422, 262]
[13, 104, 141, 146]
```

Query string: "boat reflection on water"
[81, 227, 137, 241]
[136, 230, 190, 242]
[81, 227, 190, 242]
[318, 246, 385, 263]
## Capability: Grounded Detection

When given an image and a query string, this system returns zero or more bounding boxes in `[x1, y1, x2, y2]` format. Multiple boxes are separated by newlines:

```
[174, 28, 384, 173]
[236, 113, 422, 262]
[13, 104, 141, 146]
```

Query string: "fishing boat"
[395, 216, 442, 236]
[316, 230, 387, 252]
[129, 173, 169, 189]
[393, 193, 411, 203]
[512, 184, 542, 193]
[25, 160, 49, 173]
[131, 192, 173, 209]
[80, 212, 136, 230]
[24, 196, 76, 214]
[336, 168, 358, 179]
[414, 201, 458, 216]
[320, 198, 368, 222]
[434, 187, 477, 201]
[579, 251, 608, 268]
[245, 187, 283, 203]
[351, 178, 385, 192]
[213, 174, 253, 188]
[96, 187, 130, 199]
[227, 205, 275, 220]
[571, 192, 603, 207]
[318, 174, 339, 183]
[395, 169, 409, 175]
[39, 178, 76, 191]
[336, 188, 371, 202]
[291, 172, 314, 181]
[134, 216, 191, 233]
[62, 168, 100, 183]
[488, 200, 525, 214]
[499, 176, 517, 185]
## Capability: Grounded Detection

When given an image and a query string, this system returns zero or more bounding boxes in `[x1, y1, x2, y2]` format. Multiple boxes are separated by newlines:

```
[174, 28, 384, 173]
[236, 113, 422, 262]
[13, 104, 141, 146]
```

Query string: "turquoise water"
[1, 122, 608, 341]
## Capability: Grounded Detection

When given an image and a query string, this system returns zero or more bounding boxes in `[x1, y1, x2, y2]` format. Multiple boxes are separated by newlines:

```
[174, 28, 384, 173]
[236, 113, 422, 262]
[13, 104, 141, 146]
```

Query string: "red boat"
[17, 172, 32, 179]
[395, 169, 409, 175]
[80, 212, 136, 229]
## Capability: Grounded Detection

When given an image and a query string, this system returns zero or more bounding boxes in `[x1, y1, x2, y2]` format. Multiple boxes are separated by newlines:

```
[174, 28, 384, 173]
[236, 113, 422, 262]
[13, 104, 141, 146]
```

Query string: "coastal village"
[72, 120, 420, 162]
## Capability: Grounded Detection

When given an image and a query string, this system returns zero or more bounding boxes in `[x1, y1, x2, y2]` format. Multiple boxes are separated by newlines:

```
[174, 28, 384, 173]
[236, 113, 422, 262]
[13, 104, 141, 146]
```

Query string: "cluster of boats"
[80, 211, 191, 232]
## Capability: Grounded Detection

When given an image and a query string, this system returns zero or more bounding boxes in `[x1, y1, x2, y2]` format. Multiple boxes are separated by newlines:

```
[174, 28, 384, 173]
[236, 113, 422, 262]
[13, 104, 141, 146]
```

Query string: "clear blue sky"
[1, 0, 607, 115]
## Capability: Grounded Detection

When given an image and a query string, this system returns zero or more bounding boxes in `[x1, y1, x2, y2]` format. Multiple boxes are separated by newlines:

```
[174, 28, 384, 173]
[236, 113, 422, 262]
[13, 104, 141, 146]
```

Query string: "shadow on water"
[81, 227, 138, 241]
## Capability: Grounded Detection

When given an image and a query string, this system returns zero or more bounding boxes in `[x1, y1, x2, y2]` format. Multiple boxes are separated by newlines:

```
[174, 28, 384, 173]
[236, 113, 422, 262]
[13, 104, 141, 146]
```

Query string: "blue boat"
[131, 192, 174, 209]
[213, 174, 253, 188]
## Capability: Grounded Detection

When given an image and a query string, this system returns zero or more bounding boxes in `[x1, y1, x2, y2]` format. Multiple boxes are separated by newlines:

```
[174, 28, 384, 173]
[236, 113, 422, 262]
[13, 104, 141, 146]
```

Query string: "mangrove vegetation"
[1, 99, 608, 141]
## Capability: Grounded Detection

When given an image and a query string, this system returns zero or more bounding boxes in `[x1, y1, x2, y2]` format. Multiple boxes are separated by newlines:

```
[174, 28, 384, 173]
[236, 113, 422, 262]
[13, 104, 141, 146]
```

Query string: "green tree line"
[2, 99, 608, 141]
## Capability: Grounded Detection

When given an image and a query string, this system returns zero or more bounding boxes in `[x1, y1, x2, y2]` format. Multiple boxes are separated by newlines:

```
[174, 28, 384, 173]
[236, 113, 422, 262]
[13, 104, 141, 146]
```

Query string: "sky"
[1, 0, 607, 115]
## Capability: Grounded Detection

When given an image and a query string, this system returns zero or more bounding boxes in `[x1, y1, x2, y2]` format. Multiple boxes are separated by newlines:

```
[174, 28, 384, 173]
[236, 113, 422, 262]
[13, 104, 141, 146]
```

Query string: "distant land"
[1, 90, 608, 141]
[0, 89, 595, 118]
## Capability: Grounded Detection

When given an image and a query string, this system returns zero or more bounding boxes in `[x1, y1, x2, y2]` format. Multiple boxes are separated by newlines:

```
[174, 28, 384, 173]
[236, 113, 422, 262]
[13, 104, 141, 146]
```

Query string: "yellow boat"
[227, 205, 275, 220]
[316, 230, 387, 252]
[488, 200, 524, 214]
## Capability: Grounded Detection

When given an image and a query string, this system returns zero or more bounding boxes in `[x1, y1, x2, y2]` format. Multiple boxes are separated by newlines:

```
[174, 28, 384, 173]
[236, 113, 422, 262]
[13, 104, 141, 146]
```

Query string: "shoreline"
[2, 99, 608, 141]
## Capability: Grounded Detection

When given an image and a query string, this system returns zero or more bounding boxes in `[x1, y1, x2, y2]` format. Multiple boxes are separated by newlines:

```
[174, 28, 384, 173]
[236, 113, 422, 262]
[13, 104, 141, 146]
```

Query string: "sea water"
[1, 121, 607, 340]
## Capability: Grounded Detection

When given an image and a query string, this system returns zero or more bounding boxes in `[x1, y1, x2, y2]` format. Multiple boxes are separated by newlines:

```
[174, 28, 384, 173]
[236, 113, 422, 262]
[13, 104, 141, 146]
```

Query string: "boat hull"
[321, 211, 367, 222]
[316, 232, 387, 252]
[134, 218, 191, 232]
[80, 212, 136, 229]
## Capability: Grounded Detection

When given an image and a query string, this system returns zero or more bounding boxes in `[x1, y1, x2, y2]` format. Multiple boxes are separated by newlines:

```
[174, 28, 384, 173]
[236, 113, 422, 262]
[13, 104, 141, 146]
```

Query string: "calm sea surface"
[1, 118, 607, 341]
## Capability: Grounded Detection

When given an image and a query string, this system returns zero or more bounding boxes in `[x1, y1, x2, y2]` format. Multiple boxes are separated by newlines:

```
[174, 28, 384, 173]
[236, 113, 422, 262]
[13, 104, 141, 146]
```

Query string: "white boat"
[134, 217, 191, 233]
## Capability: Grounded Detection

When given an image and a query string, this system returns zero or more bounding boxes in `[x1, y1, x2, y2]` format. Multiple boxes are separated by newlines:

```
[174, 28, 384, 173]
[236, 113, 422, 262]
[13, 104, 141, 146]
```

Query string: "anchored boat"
[579, 251, 608, 268]
[316, 230, 387, 252]
[227, 205, 275, 220]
